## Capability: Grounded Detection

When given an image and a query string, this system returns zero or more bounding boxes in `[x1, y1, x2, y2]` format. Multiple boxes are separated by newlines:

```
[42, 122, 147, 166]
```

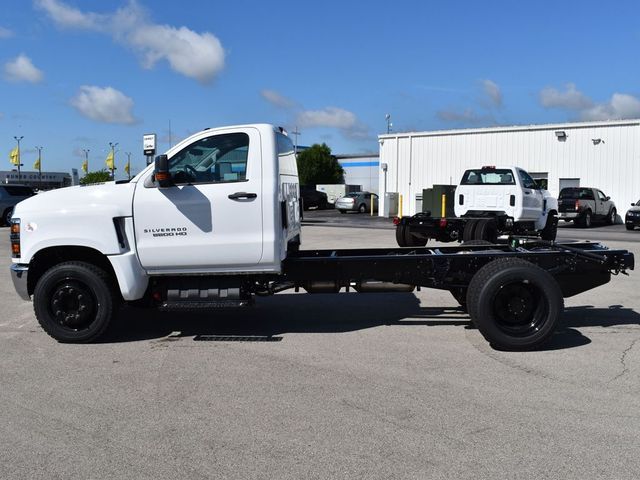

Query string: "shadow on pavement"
[101, 293, 470, 344]
[99, 296, 640, 351]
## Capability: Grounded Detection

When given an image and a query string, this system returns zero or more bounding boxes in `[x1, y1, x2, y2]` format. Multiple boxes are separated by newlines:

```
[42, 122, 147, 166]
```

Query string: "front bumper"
[626, 216, 640, 227]
[10, 264, 30, 301]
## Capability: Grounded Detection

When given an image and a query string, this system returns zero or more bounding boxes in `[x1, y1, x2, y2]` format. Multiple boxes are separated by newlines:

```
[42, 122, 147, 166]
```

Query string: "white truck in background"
[395, 166, 559, 246]
[8, 127, 633, 351]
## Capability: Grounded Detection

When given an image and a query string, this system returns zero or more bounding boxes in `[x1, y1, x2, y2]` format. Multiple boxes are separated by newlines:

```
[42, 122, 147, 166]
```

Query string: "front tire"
[540, 213, 558, 241]
[627, 224, 635, 231]
[3, 208, 13, 226]
[466, 258, 563, 350]
[606, 208, 617, 225]
[33, 261, 118, 343]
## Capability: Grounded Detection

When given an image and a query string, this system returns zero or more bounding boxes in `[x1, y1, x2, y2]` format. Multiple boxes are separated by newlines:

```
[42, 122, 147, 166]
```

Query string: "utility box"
[383, 192, 399, 217]
[422, 185, 456, 217]
[316, 184, 362, 204]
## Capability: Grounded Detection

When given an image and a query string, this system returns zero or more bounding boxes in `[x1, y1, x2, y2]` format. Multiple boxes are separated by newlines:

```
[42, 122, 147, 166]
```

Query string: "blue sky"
[1, 0, 639, 178]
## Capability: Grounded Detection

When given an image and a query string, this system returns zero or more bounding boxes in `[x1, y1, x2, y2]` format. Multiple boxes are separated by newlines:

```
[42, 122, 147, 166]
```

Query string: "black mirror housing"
[154, 154, 173, 188]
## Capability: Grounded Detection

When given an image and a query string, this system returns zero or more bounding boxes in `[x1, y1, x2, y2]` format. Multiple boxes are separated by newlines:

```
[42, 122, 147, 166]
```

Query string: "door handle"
[228, 192, 257, 200]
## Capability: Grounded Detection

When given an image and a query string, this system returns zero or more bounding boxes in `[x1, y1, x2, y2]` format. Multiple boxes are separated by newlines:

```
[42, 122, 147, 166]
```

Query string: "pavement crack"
[609, 335, 640, 383]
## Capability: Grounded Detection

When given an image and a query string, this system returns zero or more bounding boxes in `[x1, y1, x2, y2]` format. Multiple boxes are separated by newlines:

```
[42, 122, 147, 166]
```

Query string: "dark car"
[0, 185, 35, 225]
[300, 185, 328, 210]
[625, 199, 640, 230]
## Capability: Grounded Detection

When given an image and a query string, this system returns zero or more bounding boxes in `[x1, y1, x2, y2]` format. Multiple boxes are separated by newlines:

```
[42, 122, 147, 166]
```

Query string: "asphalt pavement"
[1, 223, 640, 479]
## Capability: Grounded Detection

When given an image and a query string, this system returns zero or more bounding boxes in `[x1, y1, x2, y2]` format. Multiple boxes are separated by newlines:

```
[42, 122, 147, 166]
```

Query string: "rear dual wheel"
[463, 219, 498, 243]
[395, 224, 428, 247]
[466, 258, 563, 350]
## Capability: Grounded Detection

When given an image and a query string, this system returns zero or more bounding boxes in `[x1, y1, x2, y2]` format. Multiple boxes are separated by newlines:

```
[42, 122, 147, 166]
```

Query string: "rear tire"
[395, 224, 408, 247]
[466, 258, 563, 350]
[474, 219, 498, 243]
[540, 213, 558, 241]
[3, 208, 13, 226]
[339, 209, 347, 214]
[579, 210, 592, 228]
[462, 219, 479, 242]
[396, 224, 427, 247]
[33, 261, 118, 343]
[358, 203, 367, 213]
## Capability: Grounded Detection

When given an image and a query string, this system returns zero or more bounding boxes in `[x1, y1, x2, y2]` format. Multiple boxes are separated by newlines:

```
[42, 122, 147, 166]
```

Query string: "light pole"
[108, 142, 118, 179]
[82, 149, 90, 174]
[385, 114, 392, 134]
[291, 126, 301, 154]
[35, 146, 43, 187]
[13, 136, 23, 182]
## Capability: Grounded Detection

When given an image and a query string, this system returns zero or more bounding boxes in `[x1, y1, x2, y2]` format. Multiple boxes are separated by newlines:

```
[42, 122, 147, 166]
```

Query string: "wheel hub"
[492, 282, 545, 336]
[50, 281, 95, 329]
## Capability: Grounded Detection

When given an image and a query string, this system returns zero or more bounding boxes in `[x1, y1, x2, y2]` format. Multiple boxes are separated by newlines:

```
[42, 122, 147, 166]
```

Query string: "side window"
[517, 170, 537, 189]
[168, 132, 249, 185]
[597, 190, 606, 201]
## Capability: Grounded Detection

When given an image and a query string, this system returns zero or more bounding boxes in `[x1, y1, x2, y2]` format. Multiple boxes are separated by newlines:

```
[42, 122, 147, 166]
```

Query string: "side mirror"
[632, 203, 636, 207]
[605, 196, 610, 201]
[154, 155, 173, 188]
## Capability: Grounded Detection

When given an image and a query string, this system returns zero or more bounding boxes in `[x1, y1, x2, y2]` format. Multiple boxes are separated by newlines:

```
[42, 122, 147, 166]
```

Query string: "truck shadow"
[104, 293, 465, 343]
[100, 295, 640, 351]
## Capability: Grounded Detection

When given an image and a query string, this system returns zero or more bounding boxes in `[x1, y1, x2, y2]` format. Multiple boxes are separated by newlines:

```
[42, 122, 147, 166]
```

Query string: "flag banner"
[9, 147, 19, 165]
[105, 150, 114, 169]
[124, 161, 130, 175]
[33, 158, 41, 170]
[81, 159, 88, 173]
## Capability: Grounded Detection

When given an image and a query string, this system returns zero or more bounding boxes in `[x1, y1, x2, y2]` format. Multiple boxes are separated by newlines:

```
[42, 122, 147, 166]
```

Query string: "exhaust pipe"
[353, 281, 415, 293]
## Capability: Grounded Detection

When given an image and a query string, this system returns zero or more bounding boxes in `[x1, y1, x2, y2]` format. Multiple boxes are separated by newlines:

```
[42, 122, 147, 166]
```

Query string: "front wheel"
[540, 213, 558, 241]
[33, 261, 118, 343]
[606, 208, 617, 225]
[466, 258, 564, 350]
[627, 224, 635, 231]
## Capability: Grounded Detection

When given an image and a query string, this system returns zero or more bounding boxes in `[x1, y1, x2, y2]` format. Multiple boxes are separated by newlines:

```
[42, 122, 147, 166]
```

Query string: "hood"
[627, 206, 640, 213]
[14, 181, 135, 219]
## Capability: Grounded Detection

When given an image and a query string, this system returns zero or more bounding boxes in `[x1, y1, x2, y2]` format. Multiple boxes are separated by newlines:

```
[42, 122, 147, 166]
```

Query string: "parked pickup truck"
[8, 125, 634, 351]
[396, 166, 558, 246]
[558, 187, 617, 227]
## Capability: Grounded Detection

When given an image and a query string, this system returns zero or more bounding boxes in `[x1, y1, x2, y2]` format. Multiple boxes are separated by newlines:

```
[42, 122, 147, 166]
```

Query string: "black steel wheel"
[33, 261, 118, 343]
[462, 219, 479, 242]
[474, 218, 498, 243]
[466, 258, 563, 350]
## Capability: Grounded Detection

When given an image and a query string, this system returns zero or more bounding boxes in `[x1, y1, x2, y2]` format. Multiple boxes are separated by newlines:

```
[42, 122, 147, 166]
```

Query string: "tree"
[296, 143, 344, 186]
[80, 170, 112, 185]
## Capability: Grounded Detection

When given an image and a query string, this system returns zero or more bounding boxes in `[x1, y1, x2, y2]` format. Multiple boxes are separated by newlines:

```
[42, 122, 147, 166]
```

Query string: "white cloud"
[580, 93, 640, 121]
[539, 83, 593, 110]
[35, 0, 225, 84]
[260, 89, 296, 109]
[70, 85, 136, 124]
[0, 26, 13, 38]
[539, 83, 640, 121]
[437, 108, 493, 125]
[481, 79, 502, 107]
[297, 107, 357, 130]
[3, 54, 44, 83]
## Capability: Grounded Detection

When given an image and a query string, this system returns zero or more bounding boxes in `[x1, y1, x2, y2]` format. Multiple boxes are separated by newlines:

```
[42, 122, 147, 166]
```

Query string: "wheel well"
[28, 246, 120, 299]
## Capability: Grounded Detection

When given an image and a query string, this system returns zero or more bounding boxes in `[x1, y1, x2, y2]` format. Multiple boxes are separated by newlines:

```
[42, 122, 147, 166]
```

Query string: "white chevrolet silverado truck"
[9, 125, 634, 351]
[396, 166, 559, 246]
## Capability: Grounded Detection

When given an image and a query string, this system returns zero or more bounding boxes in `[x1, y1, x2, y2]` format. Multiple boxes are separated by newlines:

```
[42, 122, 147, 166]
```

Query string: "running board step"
[160, 299, 252, 310]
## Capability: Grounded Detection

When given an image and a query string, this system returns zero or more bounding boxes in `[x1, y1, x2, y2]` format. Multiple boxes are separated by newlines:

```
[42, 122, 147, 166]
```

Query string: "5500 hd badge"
[144, 227, 188, 237]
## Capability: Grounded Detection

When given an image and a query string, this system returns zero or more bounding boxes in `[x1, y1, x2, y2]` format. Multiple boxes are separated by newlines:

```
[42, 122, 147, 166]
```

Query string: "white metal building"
[378, 119, 640, 217]
[335, 153, 379, 193]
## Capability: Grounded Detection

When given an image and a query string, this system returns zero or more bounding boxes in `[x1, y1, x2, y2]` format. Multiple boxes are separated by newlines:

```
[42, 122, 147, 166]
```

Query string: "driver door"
[133, 127, 263, 273]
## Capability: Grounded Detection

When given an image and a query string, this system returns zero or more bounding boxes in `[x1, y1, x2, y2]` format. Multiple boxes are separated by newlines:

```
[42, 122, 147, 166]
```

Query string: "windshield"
[559, 188, 594, 200]
[460, 169, 515, 185]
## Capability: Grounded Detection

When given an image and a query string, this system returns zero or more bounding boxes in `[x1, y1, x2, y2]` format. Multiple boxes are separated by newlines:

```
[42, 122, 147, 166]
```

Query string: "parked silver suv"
[0, 185, 35, 225]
